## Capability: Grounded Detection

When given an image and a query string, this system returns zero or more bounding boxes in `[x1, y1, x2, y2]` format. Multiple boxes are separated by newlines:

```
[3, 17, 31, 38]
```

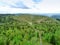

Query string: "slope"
[0, 14, 60, 45]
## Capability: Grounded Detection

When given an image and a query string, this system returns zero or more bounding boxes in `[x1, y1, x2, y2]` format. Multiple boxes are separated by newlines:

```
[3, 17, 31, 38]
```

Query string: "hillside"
[0, 14, 60, 45]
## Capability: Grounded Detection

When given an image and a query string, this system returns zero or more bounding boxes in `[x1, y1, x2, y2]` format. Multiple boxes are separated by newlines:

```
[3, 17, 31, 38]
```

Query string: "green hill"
[0, 14, 60, 45]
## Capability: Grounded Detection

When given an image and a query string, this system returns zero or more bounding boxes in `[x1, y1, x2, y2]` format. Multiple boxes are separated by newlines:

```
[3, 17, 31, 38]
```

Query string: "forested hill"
[0, 14, 60, 45]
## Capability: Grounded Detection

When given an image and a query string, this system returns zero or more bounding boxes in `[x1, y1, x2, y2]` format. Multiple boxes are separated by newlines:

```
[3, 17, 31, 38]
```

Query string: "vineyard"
[0, 14, 60, 45]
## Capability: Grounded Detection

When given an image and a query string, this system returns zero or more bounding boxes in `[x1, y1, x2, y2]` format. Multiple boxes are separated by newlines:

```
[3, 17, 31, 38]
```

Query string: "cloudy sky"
[0, 0, 60, 14]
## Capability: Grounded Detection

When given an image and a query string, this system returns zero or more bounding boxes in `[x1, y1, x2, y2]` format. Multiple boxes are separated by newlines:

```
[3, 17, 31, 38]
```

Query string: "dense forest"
[0, 14, 60, 45]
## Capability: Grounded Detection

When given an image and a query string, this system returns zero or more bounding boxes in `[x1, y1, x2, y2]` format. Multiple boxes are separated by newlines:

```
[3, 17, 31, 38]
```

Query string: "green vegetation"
[0, 14, 60, 45]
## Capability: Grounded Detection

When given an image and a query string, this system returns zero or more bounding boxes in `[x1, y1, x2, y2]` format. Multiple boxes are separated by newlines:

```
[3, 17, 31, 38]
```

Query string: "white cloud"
[36, 0, 60, 13]
[22, 0, 36, 9]
[0, 0, 22, 8]
[0, 0, 60, 14]
[0, 7, 40, 14]
[0, 0, 41, 14]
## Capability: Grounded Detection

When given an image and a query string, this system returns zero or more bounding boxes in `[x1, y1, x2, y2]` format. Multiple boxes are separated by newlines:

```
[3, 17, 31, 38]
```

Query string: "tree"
[50, 35, 56, 45]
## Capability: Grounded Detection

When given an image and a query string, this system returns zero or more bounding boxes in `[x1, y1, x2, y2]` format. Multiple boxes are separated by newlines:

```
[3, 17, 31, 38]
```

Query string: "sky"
[0, 0, 60, 14]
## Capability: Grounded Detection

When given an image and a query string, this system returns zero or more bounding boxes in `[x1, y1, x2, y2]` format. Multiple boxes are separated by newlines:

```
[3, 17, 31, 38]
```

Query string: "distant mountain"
[40, 13, 60, 17]
[51, 15, 60, 21]
[51, 15, 60, 19]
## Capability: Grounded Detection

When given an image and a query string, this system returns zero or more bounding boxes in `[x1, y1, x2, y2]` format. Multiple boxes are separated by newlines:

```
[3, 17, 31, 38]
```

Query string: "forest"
[0, 14, 60, 45]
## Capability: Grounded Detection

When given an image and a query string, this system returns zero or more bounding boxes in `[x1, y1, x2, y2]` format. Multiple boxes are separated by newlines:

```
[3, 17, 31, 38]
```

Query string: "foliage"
[0, 14, 60, 45]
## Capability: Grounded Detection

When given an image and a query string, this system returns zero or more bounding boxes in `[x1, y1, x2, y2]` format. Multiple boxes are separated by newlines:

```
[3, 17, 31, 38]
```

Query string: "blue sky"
[33, 0, 41, 3]
[0, 0, 60, 14]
